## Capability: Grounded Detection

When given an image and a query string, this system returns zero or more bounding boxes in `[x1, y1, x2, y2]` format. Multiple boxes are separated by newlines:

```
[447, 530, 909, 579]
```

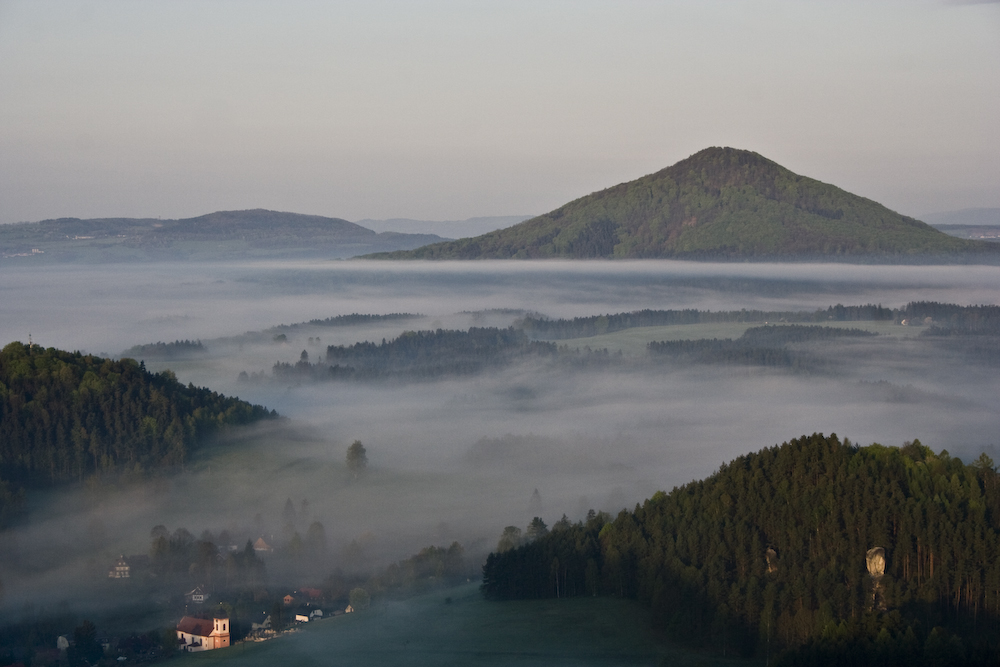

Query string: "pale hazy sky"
[1, 0, 997, 225]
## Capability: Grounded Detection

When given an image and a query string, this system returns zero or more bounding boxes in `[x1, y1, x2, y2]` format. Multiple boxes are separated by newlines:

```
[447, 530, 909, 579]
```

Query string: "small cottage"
[185, 585, 209, 604]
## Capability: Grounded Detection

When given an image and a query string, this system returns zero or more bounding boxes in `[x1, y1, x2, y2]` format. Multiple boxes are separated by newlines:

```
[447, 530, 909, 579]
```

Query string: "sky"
[0, 0, 998, 226]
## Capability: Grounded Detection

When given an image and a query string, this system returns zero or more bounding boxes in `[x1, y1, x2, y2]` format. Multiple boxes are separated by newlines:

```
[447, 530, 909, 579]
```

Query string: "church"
[176, 616, 231, 652]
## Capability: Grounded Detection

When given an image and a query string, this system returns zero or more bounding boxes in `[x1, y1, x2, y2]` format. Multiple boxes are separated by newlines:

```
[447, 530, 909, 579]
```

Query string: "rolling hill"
[0, 209, 447, 262]
[369, 148, 996, 260]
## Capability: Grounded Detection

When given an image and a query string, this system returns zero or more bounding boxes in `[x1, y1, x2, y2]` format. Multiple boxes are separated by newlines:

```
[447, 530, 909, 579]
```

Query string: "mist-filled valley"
[2, 259, 1000, 664]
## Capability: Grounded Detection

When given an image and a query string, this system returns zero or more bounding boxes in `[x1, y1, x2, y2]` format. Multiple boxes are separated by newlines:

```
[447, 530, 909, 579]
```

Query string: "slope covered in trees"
[122, 339, 207, 360]
[371, 148, 995, 260]
[0, 341, 277, 486]
[518, 303, 895, 340]
[482, 434, 1000, 664]
[266, 327, 556, 382]
[646, 325, 876, 368]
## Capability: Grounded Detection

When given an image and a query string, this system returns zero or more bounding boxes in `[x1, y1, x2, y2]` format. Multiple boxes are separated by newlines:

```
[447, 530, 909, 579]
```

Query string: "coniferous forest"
[481, 434, 1000, 665]
[0, 341, 277, 490]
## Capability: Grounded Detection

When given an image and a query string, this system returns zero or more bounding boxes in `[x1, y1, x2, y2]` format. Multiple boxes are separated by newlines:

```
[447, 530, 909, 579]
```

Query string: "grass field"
[176, 583, 753, 667]
[555, 321, 912, 356]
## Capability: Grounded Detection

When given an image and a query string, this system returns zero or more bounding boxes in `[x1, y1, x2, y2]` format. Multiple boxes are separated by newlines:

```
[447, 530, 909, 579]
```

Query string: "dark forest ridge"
[0, 209, 448, 262]
[482, 433, 1000, 664]
[0, 341, 277, 497]
[368, 147, 999, 261]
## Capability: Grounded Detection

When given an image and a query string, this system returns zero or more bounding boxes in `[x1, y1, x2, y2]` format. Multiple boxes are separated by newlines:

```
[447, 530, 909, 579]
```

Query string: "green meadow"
[176, 583, 751, 667]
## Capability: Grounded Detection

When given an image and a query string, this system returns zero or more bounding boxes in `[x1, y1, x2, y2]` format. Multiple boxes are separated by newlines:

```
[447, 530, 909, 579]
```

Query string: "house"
[294, 614, 309, 623]
[251, 615, 272, 633]
[108, 555, 130, 579]
[185, 585, 209, 604]
[309, 609, 323, 619]
[253, 537, 272, 553]
[176, 616, 230, 652]
[283, 594, 295, 606]
[108, 554, 151, 579]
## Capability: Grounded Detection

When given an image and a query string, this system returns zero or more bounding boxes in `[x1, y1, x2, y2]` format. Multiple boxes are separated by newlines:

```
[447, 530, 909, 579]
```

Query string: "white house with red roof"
[176, 616, 230, 652]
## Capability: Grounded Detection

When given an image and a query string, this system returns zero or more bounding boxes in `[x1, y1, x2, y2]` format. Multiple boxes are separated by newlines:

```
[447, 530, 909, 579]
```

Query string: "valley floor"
[176, 583, 753, 667]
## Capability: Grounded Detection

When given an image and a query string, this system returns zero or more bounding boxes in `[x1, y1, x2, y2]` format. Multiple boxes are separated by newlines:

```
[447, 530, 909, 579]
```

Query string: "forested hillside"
[121, 339, 207, 360]
[518, 303, 895, 339]
[519, 301, 1000, 340]
[0, 341, 277, 487]
[264, 327, 556, 382]
[371, 148, 995, 260]
[647, 325, 876, 367]
[482, 434, 1000, 665]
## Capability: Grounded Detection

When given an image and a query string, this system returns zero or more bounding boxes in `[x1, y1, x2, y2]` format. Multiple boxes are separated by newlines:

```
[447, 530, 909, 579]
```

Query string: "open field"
[555, 320, 912, 356]
[177, 583, 752, 667]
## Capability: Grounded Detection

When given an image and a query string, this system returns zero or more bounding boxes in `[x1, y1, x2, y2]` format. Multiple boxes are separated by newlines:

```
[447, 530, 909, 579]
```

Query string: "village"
[17, 496, 375, 666]
[39, 568, 359, 665]
[16, 505, 467, 666]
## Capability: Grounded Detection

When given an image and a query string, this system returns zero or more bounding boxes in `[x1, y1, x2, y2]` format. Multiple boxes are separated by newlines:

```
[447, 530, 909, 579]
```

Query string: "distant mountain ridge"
[924, 208, 1000, 227]
[0, 209, 448, 262]
[368, 148, 997, 261]
[356, 215, 532, 239]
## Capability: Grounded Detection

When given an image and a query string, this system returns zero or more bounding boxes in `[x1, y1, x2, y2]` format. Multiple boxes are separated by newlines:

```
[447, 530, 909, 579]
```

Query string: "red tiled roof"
[176, 617, 214, 637]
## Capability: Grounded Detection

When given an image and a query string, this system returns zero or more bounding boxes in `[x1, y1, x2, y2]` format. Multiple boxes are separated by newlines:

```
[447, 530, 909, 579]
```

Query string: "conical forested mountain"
[372, 148, 994, 259]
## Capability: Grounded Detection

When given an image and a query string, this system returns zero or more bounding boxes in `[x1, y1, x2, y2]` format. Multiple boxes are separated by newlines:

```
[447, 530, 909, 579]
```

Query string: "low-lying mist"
[1, 259, 998, 626]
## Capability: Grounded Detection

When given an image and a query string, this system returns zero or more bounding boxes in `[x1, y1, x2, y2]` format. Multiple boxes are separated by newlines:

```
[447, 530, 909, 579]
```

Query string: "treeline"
[481, 434, 1000, 664]
[0, 341, 278, 487]
[902, 302, 1000, 336]
[269, 327, 556, 381]
[519, 302, 1000, 341]
[122, 339, 207, 360]
[148, 525, 267, 590]
[518, 304, 895, 339]
[367, 542, 467, 595]
[266, 312, 422, 334]
[648, 324, 876, 367]
[303, 313, 421, 327]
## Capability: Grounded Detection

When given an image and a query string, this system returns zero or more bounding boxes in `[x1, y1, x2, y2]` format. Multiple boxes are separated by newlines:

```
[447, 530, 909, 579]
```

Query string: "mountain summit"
[371, 147, 990, 259]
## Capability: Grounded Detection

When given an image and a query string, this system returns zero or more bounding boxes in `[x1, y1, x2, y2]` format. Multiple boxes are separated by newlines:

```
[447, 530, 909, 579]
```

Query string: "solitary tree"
[305, 521, 328, 556]
[349, 587, 371, 611]
[282, 497, 297, 525]
[69, 620, 102, 666]
[347, 440, 368, 475]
